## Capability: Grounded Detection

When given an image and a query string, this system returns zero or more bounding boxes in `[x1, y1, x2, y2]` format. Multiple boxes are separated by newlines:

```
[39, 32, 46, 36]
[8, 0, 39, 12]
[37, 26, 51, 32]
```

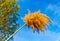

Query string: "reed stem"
[5, 23, 26, 41]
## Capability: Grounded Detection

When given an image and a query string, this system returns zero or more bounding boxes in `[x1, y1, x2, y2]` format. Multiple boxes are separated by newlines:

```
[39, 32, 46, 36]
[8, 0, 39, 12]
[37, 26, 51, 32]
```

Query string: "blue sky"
[13, 0, 60, 41]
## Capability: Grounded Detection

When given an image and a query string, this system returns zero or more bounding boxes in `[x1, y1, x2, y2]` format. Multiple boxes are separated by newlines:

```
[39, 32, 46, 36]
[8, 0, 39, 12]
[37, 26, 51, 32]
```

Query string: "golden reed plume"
[23, 11, 51, 32]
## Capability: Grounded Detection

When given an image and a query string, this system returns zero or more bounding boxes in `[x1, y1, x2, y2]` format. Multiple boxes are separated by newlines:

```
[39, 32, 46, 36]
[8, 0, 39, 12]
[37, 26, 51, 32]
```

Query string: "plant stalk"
[5, 23, 26, 41]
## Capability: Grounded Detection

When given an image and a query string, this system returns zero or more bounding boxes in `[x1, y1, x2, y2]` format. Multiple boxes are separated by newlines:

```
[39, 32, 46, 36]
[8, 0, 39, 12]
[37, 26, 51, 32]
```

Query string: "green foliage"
[0, 0, 20, 41]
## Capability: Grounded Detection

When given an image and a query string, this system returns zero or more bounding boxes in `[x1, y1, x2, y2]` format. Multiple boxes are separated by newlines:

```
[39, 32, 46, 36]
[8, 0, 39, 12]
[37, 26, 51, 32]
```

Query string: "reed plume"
[23, 11, 51, 32]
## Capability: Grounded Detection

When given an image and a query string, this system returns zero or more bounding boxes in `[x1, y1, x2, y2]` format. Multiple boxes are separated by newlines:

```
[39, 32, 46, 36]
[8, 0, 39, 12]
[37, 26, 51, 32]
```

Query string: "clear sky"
[13, 0, 60, 41]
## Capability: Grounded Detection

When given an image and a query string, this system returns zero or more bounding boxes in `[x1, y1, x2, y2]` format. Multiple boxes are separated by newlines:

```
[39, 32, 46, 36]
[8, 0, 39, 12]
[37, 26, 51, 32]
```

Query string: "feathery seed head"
[23, 11, 51, 32]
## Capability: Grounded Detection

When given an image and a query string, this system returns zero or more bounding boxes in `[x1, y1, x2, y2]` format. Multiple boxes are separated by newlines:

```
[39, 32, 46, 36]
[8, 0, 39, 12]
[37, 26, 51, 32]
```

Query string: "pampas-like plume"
[23, 11, 51, 32]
